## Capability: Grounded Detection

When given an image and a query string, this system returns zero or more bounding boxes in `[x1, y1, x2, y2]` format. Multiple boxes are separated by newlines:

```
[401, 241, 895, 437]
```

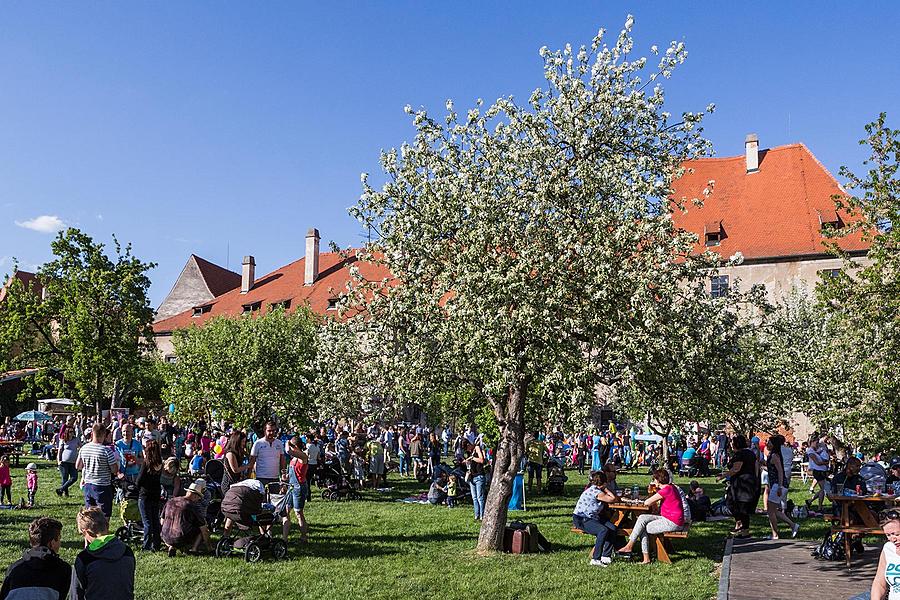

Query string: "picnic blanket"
[398, 493, 430, 504]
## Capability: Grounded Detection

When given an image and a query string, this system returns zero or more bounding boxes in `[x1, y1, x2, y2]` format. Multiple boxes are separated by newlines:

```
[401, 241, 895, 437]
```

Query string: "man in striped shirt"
[76, 423, 120, 518]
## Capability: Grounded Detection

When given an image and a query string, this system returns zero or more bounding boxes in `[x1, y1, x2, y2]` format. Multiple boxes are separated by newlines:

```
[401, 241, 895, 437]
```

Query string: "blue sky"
[1, 2, 898, 307]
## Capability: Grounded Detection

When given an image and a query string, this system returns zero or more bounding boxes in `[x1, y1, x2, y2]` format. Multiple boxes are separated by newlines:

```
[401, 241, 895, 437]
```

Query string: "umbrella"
[14, 410, 53, 422]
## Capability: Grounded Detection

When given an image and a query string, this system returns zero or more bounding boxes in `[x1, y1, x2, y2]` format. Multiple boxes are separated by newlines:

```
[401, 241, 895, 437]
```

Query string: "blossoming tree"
[333, 18, 725, 551]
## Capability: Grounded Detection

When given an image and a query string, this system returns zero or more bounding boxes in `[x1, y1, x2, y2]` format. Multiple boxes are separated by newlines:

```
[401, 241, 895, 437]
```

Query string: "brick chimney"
[745, 133, 759, 173]
[305, 228, 320, 286]
[241, 255, 255, 294]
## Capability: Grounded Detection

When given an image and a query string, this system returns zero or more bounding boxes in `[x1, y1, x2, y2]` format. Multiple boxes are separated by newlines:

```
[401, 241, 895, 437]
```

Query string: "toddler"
[25, 462, 38, 507]
[0, 456, 11, 504]
[351, 449, 366, 489]
[447, 474, 458, 508]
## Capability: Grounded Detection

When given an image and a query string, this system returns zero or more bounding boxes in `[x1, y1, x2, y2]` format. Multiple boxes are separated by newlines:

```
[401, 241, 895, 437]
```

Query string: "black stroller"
[215, 483, 289, 563]
[113, 479, 144, 546]
[545, 456, 568, 495]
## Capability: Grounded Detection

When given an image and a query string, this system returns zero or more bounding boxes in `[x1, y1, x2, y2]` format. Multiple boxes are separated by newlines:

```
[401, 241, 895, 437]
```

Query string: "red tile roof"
[0, 270, 42, 303]
[191, 255, 241, 297]
[152, 251, 390, 334]
[670, 143, 870, 260]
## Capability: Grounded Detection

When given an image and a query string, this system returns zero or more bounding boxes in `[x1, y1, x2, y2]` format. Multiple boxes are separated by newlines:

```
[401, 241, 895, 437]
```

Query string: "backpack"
[812, 531, 845, 561]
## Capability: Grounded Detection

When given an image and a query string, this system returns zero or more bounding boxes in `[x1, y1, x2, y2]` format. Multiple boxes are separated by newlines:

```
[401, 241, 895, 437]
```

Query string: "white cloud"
[96, 214, 104, 221]
[14, 215, 67, 233]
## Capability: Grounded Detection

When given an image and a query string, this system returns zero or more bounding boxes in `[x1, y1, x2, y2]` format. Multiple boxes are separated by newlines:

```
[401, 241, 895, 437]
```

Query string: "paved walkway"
[723, 537, 878, 600]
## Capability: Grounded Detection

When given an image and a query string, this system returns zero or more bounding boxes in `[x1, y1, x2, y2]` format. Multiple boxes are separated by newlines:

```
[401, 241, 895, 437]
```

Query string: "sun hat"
[25, 463, 38, 471]
[186, 479, 206, 496]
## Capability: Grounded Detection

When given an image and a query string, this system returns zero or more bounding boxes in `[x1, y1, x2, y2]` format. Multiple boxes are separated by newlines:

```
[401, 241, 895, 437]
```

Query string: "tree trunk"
[476, 378, 527, 553]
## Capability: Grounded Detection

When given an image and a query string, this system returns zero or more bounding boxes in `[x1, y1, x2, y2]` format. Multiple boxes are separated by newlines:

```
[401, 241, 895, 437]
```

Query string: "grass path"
[0, 458, 844, 599]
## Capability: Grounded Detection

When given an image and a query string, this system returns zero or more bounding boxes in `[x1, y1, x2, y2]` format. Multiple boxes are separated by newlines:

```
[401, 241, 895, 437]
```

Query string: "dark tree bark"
[476, 378, 527, 553]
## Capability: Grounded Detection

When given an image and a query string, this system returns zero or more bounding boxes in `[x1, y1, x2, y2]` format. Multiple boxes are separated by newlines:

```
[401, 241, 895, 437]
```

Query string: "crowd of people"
[2, 412, 900, 599]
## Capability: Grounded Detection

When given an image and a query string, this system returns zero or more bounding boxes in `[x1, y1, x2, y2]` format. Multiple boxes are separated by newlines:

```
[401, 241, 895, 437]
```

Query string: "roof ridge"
[685, 143, 805, 164]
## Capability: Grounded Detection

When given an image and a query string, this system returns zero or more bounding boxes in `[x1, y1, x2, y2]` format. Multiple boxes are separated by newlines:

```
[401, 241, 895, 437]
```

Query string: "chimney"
[745, 133, 759, 173]
[241, 255, 255, 294]
[304, 228, 320, 286]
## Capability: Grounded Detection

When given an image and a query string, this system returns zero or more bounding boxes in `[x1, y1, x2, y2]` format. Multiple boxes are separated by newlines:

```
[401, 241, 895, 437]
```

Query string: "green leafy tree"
[0, 228, 156, 414]
[164, 307, 319, 430]
[816, 113, 900, 451]
[329, 18, 727, 551]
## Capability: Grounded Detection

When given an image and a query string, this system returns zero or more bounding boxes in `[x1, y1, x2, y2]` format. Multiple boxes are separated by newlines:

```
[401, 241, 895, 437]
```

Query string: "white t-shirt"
[881, 541, 900, 599]
[251, 438, 284, 479]
[306, 442, 320, 465]
[807, 446, 829, 471]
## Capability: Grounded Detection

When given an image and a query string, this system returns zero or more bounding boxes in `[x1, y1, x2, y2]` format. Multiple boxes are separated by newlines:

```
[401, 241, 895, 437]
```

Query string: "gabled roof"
[152, 251, 390, 334]
[191, 255, 241, 297]
[670, 143, 870, 261]
[0, 270, 42, 303]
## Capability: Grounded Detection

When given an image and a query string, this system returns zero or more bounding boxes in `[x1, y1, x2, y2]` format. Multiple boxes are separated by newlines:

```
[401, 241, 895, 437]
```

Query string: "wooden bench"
[571, 525, 690, 563]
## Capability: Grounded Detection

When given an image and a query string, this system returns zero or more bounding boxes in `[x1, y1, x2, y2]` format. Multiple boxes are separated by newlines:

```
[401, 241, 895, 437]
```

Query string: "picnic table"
[828, 493, 897, 567]
[607, 499, 689, 563]
[0, 441, 25, 466]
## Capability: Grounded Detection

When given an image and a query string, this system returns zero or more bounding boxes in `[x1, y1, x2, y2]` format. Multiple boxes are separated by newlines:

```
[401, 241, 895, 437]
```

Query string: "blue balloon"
[169, 403, 175, 414]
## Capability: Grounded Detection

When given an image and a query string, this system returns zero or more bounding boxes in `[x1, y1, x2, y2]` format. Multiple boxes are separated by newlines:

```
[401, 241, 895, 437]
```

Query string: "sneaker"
[167, 547, 177, 558]
[55, 489, 62, 497]
[791, 523, 800, 538]
[589, 559, 611, 567]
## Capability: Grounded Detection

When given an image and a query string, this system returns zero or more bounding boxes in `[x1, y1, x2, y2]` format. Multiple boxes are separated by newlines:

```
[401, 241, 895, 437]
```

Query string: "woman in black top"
[221, 431, 249, 494]
[765, 435, 798, 539]
[717, 434, 760, 539]
[136, 439, 163, 551]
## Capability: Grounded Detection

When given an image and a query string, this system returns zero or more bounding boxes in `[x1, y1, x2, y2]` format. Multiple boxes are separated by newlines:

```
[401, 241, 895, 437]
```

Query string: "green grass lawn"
[0, 458, 845, 600]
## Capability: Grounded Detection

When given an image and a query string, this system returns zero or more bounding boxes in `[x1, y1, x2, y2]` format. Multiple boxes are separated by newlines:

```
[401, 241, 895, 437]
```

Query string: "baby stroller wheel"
[215, 537, 233, 558]
[114, 526, 130, 544]
[321, 489, 331, 500]
[270, 539, 288, 560]
[244, 541, 262, 563]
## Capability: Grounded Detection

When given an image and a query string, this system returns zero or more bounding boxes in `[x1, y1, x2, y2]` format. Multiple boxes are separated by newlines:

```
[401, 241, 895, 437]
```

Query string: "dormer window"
[192, 304, 212, 317]
[326, 298, 339, 311]
[818, 210, 842, 231]
[704, 220, 724, 247]
[242, 301, 262, 314]
[270, 299, 291, 311]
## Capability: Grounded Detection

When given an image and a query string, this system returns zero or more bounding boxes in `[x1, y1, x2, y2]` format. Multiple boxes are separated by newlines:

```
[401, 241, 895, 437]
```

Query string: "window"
[710, 275, 729, 298]
[819, 268, 841, 279]
[164, 355, 178, 364]
[704, 220, 723, 247]
[818, 210, 842, 231]
[270, 299, 291, 311]
[242, 301, 262, 314]
[192, 304, 212, 317]
[326, 298, 339, 311]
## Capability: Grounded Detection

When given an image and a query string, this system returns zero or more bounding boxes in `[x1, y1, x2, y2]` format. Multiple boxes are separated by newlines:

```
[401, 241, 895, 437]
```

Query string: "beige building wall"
[716, 254, 869, 301]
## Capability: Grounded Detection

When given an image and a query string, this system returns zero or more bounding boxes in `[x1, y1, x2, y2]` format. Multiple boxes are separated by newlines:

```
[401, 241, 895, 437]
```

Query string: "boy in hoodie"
[72, 506, 135, 600]
[0, 516, 71, 600]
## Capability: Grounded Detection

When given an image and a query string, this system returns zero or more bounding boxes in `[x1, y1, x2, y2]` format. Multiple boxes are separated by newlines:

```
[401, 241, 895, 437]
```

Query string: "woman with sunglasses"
[871, 509, 900, 599]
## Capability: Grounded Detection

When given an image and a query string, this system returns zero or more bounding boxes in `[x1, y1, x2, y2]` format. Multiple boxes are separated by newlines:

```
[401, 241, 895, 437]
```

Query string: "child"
[25, 463, 38, 507]
[161, 458, 181, 498]
[351, 448, 366, 489]
[447, 474, 458, 508]
[689, 480, 706, 500]
[0, 455, 11, 504]
[189, 452, 204, 476]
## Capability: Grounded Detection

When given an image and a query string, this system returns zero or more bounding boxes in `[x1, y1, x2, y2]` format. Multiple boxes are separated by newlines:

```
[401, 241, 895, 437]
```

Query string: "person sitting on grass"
[428, 471, 449, 505]
[0, 516, 71, 600]
[572, 470, 619, 567]
[73, 506, 135, 600]
[617, 469, 685, 564]
[161, 481, 212, 557]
